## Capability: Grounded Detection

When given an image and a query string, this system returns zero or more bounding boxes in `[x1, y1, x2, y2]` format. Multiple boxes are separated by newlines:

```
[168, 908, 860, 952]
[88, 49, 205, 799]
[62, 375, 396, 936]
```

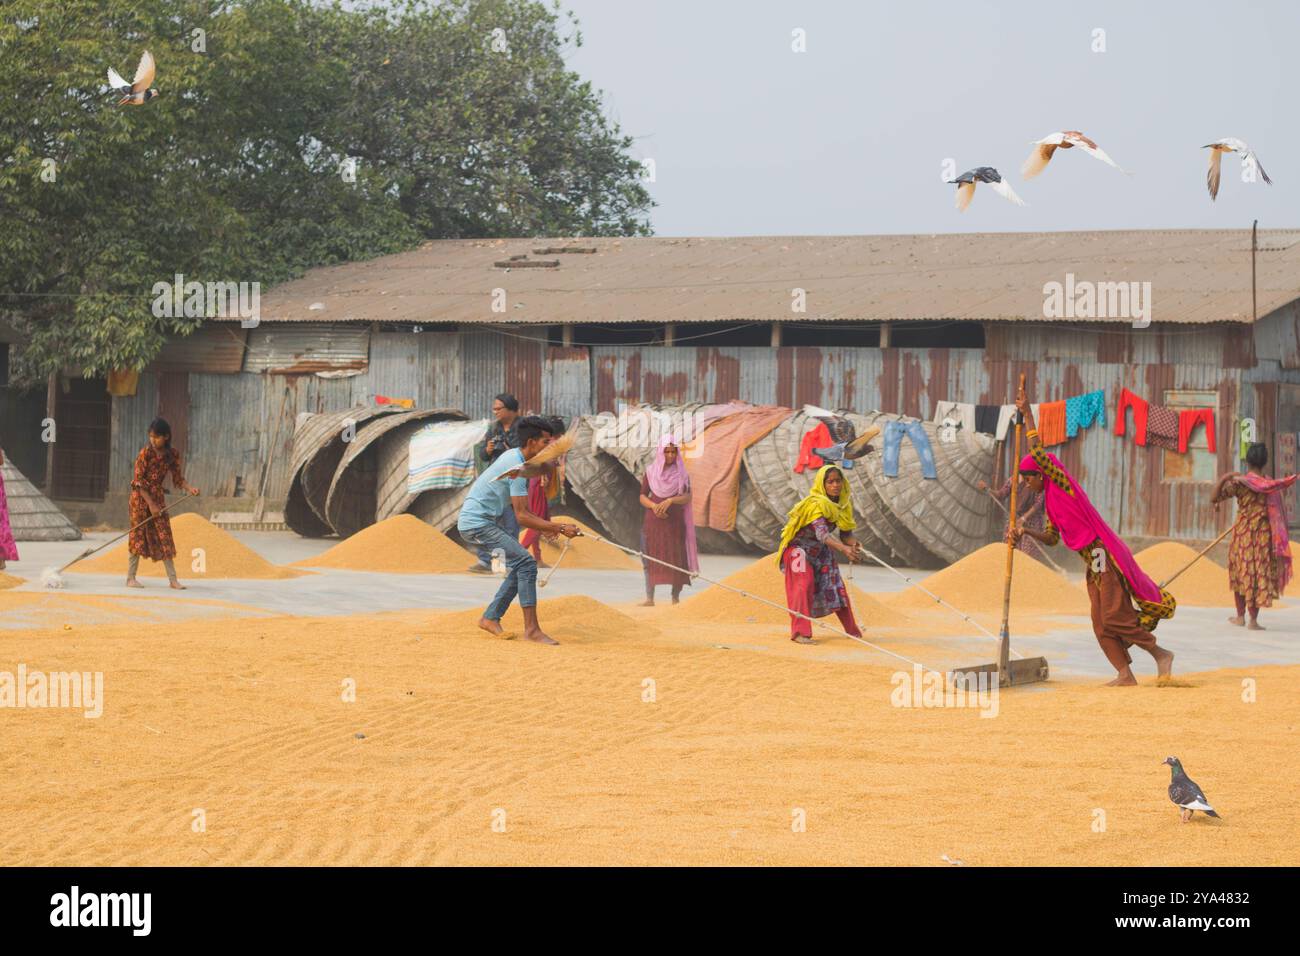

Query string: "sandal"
[791, 635, 817, 645]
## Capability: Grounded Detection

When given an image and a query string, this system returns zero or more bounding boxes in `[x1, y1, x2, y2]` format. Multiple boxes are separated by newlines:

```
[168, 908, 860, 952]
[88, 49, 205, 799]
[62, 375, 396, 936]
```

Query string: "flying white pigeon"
[107, 50, 159, 106]
[1203, 138, 1272, 200]
[1022, 131, 1127, 179]
[949, 167, 1025, 212]
[1164, 757, 1220, 823]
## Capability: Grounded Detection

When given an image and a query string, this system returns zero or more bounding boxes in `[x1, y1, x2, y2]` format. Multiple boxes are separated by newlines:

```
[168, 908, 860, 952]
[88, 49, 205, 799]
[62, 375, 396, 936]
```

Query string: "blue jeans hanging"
[881, 421, 938, 479]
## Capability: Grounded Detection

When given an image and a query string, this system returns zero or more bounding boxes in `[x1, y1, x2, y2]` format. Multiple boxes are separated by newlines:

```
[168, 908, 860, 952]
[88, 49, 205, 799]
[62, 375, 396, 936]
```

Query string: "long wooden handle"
[1159, 525, 1233, 590]
[998, 373, 1026, 659]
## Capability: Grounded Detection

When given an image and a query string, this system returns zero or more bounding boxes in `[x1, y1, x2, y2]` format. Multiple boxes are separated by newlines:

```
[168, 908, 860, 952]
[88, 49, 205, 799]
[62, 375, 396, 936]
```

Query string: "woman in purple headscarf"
[1009, 386, 1176, 686]
[637, 435, 699, 605]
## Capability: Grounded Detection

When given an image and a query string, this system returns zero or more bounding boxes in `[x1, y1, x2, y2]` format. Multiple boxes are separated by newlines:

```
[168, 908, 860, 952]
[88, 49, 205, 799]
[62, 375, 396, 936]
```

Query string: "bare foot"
[637, 599, 655, 607]
[522, 628, 559, 645]
[1106, 669, 1138, 686]
[477, 617, 504, 636]
[169, 581, 187, 590]
[125, 579, 144, 589]
[1150, 645, 1174, 678]
[791, 635, 817, 645]
[1226, 615, 1245, 626]
[1247, 620, 1265, 631]
[671, 595, 680, 605]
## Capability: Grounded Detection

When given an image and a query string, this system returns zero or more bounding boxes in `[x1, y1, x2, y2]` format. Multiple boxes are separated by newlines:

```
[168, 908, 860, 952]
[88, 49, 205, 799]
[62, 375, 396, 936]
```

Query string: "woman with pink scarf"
[1009, 387, 1177, 685]
[1213, 442, 1297, 630]
[637, 435, 698, 605]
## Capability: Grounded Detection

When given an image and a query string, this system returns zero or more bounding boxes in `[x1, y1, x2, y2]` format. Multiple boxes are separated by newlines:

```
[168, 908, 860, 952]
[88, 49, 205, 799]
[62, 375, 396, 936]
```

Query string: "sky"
[556, 0, 1297, 236]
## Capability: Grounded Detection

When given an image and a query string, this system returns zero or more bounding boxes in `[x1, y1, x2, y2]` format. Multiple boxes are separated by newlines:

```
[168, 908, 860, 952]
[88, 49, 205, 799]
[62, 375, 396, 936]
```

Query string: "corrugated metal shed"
[243, 324, 370, 374]
[257, 230, 1300, 327]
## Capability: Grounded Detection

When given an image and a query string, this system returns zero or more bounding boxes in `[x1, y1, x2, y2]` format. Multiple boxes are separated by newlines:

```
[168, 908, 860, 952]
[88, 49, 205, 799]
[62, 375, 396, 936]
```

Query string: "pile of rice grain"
[1133, 541, 1235, 607]
[432, 594, 657, 643]
[532, 518, 640, 570]
[0, 571, 24, 590]
[670, 553, 913, 627]
[887, 543, 1089, 615]
[293, 514, 474, 574]
[69, 513, 305, 580]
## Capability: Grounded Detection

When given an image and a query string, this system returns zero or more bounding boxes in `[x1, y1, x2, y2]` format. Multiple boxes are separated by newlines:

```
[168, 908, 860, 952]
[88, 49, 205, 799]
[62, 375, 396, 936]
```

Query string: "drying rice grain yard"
[3, 523, 1298, 867]
[5, 0, 1299, 934]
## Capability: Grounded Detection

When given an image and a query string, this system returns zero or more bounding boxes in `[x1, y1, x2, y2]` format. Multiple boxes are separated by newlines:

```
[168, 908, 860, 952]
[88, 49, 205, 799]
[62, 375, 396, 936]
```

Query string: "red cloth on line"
[519, 476, 550, 560]
[783, 547, 862, 639]
[1178, 408, 1216, 454]
[795, 422, 833, 473]
[1115, 388, 1149, 446]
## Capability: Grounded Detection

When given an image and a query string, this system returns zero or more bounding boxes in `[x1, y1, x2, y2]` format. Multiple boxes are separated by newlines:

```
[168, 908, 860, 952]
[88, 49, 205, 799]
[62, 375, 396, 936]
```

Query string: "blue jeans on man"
[460, 519, 537, 620]
[474, 506, 519, 568]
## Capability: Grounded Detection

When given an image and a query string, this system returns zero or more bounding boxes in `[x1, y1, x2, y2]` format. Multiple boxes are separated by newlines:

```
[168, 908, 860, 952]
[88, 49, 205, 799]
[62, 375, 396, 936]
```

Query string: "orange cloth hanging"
[1037, 400, 1068, 446]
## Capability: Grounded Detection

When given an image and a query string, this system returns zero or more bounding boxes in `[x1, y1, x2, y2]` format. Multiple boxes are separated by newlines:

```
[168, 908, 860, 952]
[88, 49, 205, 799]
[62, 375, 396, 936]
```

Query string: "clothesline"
[924, 387, 1215, 454]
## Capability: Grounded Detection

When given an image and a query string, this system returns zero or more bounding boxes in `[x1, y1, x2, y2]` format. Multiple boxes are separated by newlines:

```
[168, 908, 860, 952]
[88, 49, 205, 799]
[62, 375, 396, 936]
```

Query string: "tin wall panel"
[243, 324, 370, 374]
[109, 371, 160, 490]
[147, 326, 248, 373]
[460, 330, 505, 419]
[543, 347, 592, 421]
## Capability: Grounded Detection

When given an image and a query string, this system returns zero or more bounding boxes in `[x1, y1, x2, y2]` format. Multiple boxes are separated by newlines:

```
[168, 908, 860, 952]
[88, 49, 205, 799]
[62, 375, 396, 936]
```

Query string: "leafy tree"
[0, 0, 653, 383]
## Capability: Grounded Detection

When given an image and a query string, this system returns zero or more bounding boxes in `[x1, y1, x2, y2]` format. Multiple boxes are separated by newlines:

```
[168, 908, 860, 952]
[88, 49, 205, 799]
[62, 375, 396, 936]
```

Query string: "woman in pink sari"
[637, 435, 698, 605]
[1009, 387, 1176, 685]
[1213, 442, 1297, 630]
[0, 447, 18, 570]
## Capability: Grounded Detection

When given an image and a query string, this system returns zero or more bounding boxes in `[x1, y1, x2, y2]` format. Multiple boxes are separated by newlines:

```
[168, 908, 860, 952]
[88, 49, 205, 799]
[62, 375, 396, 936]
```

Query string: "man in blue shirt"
[457, 416, 578, 645]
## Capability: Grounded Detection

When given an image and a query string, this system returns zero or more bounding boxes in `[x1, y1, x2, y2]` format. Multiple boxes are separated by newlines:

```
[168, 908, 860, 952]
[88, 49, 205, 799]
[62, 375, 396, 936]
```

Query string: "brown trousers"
[1086, 559, 1157, 669]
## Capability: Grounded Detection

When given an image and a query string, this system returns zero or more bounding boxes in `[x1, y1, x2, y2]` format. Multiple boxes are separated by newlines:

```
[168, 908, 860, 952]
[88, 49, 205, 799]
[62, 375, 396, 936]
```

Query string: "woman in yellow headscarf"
[776, 464, 864, 644]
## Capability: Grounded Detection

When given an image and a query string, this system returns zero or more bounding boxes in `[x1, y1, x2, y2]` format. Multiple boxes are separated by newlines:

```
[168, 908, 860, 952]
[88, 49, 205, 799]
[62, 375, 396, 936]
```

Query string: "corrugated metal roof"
[255, 230, 1300, 326]
[243, 324, 370, 374]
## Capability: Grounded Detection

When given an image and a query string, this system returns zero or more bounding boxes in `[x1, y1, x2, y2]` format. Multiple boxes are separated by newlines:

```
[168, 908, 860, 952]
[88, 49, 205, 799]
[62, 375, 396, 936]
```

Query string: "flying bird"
[949, 167, 1025, 212]
[1164, 757, 1220, 823]
[1203, 138, 1272, 200]
[107, 50, 158, 106]
[1022, 131, 1126, 179]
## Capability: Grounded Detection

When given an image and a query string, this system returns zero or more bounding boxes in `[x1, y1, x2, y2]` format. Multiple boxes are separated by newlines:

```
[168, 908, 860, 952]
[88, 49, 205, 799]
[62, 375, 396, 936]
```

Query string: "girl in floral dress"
[1214, 443, 1298, 630]
[126, 418, 199, 589]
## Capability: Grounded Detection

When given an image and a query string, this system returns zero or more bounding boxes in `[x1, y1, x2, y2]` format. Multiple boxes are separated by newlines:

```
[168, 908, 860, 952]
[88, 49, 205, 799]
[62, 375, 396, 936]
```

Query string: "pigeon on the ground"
[949, 167, 1025, 211]
[1164, 756, 1220, 823]
[814, 425, 882, 462]
[1203, 138, 1272, 200]
[1022, 131, 1127, 179]
[108, 50, 158, 106]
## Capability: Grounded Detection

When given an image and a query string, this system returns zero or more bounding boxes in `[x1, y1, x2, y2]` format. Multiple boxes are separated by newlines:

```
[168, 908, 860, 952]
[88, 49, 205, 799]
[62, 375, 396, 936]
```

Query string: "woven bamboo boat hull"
[0, 454, 81, 541]
[324, 408, 466, 539]
[849, 413, 997, 566]
[372, 414, 475, 525]
[733, 465, 785, 552]
[284, 406, 401, 537]
[530, 404, 999, 566]
[562, 415, 645, 548]
[407, 484, 474, 534]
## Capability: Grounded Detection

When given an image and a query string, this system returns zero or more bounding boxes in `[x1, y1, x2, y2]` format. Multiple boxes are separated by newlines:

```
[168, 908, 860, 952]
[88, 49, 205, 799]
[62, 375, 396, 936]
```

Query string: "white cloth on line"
[933, 401, 975, 434]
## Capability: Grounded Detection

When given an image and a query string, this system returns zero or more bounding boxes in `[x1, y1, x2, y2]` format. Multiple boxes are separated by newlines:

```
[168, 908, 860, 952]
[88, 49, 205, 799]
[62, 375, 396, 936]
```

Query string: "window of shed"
[1161, 389, 1217, 483]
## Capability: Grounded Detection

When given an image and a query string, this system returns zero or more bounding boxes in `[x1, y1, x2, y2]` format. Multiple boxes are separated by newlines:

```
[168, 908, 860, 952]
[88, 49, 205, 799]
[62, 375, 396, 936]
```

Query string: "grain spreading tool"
[538, 537, 571, 588]
[1157, 525, 1233, 589]
[951, 374, 1050, 688]
[42, 493, 198, 588]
